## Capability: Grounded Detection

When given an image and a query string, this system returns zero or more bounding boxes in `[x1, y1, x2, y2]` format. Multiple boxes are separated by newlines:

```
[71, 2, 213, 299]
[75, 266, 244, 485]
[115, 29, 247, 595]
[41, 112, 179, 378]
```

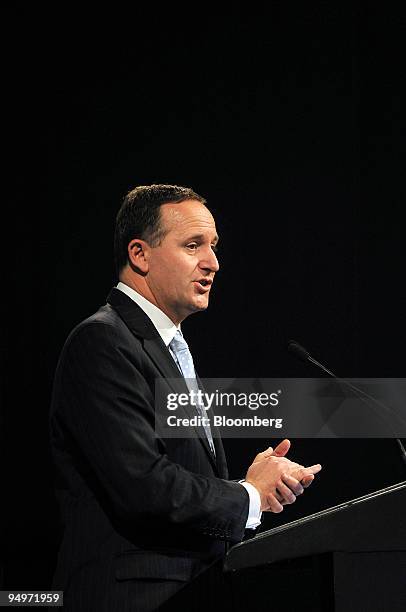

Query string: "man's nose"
[200, 247, 220, 273]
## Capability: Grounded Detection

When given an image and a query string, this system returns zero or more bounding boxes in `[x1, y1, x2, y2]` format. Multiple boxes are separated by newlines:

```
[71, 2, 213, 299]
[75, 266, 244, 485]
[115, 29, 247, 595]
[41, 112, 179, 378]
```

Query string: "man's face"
[145, 199, 219, 324]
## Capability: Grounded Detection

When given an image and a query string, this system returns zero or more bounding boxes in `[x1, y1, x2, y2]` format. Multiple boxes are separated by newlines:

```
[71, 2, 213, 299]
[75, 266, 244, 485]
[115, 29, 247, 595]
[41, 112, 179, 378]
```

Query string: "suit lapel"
[196, 373, 228, 476]
[107, 288, 180, 380]
[107, 288, 218, 471]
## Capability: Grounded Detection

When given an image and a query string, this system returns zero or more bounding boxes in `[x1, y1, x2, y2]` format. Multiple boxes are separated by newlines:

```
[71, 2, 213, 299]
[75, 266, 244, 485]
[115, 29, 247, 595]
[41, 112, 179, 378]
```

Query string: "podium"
[160, 481, 405, 611]
[224, 480, 406, 611]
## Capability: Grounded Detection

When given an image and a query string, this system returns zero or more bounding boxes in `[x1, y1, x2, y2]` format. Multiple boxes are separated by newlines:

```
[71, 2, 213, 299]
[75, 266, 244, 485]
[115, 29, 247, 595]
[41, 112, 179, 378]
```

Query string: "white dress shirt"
[116, 282, 262, 529]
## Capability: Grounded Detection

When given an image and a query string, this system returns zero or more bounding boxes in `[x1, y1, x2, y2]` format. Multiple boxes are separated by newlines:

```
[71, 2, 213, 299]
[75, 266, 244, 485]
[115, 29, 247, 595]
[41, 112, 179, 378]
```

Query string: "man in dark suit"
[49, 184, 321, 611]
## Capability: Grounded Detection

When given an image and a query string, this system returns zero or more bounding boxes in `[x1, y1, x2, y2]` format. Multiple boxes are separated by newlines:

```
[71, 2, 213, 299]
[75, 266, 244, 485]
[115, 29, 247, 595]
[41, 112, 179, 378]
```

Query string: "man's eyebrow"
[184, 233, 220, 244]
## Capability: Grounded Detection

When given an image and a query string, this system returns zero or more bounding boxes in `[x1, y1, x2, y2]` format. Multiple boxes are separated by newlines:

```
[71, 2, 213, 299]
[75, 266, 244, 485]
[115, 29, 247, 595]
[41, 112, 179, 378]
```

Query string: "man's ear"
[127, 239, 149, 274]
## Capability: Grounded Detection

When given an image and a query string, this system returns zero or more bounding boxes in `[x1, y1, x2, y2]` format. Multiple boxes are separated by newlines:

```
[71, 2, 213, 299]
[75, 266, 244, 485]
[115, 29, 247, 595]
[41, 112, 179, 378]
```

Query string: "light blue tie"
[169, 330, 215, 455]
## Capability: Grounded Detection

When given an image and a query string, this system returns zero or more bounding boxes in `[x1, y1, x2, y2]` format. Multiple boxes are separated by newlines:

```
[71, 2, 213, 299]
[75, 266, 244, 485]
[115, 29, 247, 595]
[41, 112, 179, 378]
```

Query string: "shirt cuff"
[239, 480, 262, 529]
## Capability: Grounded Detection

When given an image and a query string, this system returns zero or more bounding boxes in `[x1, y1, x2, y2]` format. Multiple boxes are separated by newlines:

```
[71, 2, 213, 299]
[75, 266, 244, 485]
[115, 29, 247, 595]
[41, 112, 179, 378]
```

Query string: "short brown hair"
[114, 184, 206, 274]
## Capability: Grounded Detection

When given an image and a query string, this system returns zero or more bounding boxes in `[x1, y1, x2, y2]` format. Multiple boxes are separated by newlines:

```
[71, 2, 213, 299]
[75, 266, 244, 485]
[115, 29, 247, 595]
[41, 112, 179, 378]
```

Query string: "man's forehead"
[160, 200, 217, 235]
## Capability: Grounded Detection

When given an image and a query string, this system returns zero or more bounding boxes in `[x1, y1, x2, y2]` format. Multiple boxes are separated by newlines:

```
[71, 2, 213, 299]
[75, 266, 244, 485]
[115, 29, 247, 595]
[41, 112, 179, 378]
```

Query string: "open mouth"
[194, 279, 212, 290]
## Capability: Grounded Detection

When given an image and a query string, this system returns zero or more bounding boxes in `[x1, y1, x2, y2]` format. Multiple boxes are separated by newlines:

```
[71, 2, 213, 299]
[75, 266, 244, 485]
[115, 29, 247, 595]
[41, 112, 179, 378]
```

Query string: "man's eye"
[186, 243, 198, 250]
[211, 244, 218, 253]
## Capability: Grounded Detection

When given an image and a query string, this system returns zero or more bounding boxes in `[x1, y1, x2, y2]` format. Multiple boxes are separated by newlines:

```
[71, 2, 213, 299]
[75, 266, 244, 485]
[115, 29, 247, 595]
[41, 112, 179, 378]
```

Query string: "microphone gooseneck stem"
[308, 356, 336, 379]
[293, 342, 406, 469]
[396, 439, 406, 466]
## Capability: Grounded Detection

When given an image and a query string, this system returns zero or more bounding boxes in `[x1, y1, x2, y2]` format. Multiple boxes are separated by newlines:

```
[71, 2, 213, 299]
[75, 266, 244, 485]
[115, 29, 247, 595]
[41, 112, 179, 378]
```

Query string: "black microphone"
[288, 340, 406, 467]
[288, 341, 310, 363]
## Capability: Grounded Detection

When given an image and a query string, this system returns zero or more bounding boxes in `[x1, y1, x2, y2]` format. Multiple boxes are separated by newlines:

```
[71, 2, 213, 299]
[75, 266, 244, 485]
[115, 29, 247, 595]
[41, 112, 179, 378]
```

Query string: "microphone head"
[288, 340, 310, 363]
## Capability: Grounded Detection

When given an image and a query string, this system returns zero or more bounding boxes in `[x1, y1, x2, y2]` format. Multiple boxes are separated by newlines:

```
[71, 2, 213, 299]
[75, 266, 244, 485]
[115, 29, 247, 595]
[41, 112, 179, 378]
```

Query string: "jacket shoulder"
[62, 304, 133, 352]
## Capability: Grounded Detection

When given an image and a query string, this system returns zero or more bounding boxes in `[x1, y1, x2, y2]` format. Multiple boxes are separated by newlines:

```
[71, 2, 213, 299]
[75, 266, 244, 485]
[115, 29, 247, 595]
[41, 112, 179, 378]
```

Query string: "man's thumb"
[273, 439, 291, 457]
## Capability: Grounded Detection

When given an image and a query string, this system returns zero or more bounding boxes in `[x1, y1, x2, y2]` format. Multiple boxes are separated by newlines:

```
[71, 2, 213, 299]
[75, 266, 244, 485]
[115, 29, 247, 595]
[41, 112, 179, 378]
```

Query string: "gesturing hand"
[245, 439, 322, 513]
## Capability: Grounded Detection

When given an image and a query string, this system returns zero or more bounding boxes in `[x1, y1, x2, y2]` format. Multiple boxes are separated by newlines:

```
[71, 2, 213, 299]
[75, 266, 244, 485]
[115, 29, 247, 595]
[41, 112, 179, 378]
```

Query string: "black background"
[5, 5, 406, 589]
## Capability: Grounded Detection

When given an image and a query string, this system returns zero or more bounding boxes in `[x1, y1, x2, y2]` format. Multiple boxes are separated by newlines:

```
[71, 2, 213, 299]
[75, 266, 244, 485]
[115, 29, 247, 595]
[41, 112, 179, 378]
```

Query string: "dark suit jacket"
[49, 288, 249, 612]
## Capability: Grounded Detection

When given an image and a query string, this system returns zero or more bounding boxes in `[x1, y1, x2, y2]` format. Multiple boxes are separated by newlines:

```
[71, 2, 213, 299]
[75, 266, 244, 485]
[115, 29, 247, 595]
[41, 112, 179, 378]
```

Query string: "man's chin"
[189, 297, 210, 313]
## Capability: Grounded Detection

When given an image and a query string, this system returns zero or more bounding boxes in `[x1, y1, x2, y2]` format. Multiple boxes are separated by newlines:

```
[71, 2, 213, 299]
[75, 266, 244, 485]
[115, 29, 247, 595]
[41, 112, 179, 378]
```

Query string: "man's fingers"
[253, 446, 274, 463]
[253, 439, 292, 464]
[264, 493, 284, 513]
[298, 463, 322, 487]
[272, 439, 291, 457]
[293, 464, 322, 480]
[281, 473, 304, 496]
[301, 474, 315, 488]
[275, 480, 297, 505]
[308, 463, 322, 474]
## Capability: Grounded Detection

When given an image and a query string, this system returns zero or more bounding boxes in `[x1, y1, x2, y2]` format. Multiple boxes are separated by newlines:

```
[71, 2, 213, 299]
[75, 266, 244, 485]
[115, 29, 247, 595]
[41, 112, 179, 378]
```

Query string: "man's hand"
[245, 439, 322, 513]
[251, 439, 316, 489]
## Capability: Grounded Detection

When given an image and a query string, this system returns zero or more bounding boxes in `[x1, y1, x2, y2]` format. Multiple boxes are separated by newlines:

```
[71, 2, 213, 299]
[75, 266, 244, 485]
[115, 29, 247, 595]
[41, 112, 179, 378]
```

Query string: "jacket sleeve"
[51, 321, 249, 543]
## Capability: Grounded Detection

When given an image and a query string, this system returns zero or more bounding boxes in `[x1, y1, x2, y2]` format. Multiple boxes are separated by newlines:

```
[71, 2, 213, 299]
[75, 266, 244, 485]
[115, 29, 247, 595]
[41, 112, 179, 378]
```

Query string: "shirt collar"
[116, 282, 179, 346]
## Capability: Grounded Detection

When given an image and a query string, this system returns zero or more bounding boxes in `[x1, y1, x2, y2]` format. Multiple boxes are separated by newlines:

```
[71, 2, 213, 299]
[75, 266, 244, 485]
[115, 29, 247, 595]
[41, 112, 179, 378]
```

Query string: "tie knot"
[170, 330, 189, 354]
[169, 330, 196, 380]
